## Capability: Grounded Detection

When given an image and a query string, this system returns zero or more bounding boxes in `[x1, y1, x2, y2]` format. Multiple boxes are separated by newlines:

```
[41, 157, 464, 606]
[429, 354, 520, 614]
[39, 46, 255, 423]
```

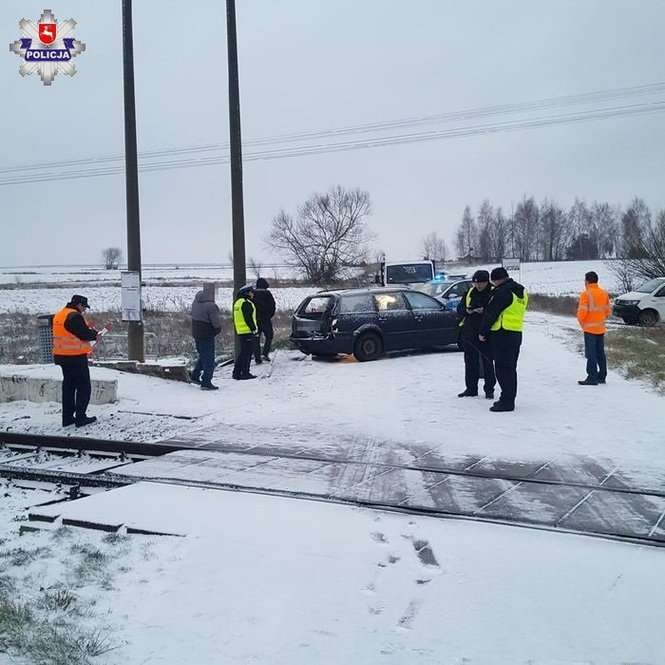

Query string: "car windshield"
[636, 278, 665, 293]
[386, 263, 433, 284]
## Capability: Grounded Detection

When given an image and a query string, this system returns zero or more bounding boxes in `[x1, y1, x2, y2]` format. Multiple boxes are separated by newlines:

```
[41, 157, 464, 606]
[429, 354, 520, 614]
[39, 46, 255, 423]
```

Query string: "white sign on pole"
[121, 271, 142, 321]
[502, 257, 521, 272]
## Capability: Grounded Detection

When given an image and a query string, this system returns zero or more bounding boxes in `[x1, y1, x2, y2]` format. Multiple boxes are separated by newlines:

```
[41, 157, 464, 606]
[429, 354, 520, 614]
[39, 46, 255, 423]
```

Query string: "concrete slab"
[0, 366, 117, 405]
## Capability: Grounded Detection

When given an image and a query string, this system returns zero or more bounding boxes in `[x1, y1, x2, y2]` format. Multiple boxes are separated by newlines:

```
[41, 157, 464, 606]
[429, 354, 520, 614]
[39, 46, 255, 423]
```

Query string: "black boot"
[489, 402, 514, 412]
[200, 383, 219, 391]
[458, 389, 477, 397]
[578, 378, 598, 386]
[75, 416, 97, 428]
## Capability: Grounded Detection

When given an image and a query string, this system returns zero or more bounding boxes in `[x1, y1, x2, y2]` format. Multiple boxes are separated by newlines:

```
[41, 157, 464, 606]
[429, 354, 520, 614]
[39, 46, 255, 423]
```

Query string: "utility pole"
[121, 0, 144, 362]
[226, 0, 246, 357]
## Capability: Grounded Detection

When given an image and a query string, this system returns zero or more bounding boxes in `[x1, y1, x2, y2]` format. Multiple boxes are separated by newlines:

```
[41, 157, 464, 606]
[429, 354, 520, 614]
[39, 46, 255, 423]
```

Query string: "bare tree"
[268, 186, 373, 285]
[455, 206, 478, 258]
[102, 247, 122, 270]
[621, 197, 651, 258]
[248, 256, 263, 279]
[608, 210, 665, 290]
[421, 232, 448, 263]
[513, 197, 539, 261]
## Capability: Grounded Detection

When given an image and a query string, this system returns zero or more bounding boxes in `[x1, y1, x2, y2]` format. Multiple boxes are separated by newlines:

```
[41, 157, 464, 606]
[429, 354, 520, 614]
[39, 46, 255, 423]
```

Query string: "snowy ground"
[2, 311, 664, 471]
[2, 308, 665, 663]
[2, 482, 665, 665]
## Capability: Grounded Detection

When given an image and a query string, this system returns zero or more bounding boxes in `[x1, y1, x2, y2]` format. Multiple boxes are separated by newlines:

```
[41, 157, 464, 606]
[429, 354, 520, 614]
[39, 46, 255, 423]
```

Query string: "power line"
[2, 80, 665, 177]
[1, 99, 664, 187]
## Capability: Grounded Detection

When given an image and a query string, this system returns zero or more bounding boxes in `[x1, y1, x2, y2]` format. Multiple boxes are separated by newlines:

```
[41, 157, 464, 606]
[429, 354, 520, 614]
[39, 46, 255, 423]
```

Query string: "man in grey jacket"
[190, 285, 222, 390]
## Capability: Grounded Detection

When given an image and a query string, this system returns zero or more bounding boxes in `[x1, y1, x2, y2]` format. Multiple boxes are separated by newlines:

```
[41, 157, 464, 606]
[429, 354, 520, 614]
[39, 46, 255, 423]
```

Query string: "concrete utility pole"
[226, 0, 247, 357]
[121, 0, 144, 362]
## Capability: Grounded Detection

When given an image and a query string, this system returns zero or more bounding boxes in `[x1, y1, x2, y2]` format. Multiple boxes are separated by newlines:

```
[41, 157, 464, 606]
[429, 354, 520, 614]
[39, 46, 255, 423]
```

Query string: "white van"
[613, 277, 665, 326]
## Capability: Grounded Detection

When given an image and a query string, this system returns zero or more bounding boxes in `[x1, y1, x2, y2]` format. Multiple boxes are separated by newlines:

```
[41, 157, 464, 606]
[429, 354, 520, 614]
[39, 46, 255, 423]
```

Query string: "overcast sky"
[1, 0, 664, 267]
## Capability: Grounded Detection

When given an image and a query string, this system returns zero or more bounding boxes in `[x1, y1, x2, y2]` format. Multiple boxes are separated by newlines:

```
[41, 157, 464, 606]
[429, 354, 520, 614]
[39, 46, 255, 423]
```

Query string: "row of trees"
[452, 197, 661, 263]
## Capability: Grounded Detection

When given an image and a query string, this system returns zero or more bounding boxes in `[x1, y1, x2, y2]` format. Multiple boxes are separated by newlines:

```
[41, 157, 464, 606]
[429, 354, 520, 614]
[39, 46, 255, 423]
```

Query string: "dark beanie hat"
[256, 277, 269, 289]
[472, 270, 490, 282]
[490, 267, 509, 281]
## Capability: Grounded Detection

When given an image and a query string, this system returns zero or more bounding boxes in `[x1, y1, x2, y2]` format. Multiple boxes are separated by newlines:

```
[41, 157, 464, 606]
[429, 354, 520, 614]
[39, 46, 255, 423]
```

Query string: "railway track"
[4, 431, 665, 548]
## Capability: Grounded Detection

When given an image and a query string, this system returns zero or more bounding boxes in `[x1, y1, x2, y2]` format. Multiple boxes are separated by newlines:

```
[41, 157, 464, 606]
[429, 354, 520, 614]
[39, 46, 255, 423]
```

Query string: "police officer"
[457, 270, 496, 399]
[52, 295, 108, 427]
[479, 267, 528, 412]
[232, 285, 258, 380]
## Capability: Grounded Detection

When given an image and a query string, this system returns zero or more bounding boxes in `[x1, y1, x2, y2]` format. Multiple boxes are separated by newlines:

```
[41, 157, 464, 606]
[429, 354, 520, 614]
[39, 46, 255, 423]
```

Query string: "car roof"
[311, 287, 417, 297]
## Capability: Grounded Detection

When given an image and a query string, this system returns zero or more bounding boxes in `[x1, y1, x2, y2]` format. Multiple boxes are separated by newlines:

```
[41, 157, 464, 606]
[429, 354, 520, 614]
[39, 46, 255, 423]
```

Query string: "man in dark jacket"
[52, 294, 105, 428]
[190, 285, 222, 390]
[479, 267, 528, 412]
[253, 277, 276, 363]
[457, 270, 496, 398]
[232, 284, 258, 380]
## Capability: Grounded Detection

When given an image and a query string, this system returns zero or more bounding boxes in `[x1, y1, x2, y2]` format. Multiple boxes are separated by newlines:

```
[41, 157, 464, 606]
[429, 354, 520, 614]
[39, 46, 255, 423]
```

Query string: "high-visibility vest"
[233, 298, 256, 335]
[490, 290, 528, 332]
[458, 288, 475, 327]
[52, 307, 93, 356]
[577, 285, 610, 334]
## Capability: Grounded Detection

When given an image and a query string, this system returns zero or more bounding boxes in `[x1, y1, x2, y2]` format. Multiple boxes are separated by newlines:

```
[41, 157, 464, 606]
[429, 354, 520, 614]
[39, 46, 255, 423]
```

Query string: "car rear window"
[299, 296, 333, 318]
[338, 294, 374, 313]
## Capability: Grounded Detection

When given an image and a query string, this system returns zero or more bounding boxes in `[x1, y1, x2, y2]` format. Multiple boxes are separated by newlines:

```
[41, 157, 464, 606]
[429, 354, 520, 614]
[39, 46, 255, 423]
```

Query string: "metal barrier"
[37, 314, 54, 363]
[36, 315, 159, 363]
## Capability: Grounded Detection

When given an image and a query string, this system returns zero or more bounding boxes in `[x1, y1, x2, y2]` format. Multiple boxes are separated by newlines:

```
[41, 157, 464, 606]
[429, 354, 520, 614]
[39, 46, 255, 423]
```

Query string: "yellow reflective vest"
[458, 288, 474, 327]
[233, 297, 257, 335]
[490, 291, 528, 332]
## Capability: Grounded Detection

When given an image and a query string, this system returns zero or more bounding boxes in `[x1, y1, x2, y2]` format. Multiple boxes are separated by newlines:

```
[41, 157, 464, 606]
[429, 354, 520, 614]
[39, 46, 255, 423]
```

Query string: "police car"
[415, 277, 472, 311]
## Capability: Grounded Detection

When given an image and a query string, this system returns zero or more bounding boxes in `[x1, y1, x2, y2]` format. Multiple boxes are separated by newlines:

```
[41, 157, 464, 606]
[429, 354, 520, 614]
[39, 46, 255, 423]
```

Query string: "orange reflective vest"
[577, 284, 611, 335]
[52, 307, 93, 356]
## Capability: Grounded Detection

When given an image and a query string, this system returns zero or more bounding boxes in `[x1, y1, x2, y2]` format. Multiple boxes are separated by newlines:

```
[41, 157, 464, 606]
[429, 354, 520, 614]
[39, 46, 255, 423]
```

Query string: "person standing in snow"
[232, 284, 258, 380]
[52, 295, 109, 428]
[253, 277, 276, 364]
[457, 270, 496, 399]
[479, 267, 528, 412]
[576, 271, 611, 386]
[190, 284, 222, 390]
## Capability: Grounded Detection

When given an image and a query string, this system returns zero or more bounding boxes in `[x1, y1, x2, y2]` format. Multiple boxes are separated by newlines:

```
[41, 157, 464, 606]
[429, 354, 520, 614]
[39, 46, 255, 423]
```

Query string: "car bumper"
[613, 303, 640, 320]
[290, 333, 344, 355]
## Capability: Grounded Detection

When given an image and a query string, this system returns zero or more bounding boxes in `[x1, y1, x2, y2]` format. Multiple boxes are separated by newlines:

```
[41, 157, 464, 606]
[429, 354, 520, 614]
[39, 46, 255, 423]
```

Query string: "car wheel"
[621, 317, 637, 325]
[639, 309, 659, 327]
[353, 332, 383, 362]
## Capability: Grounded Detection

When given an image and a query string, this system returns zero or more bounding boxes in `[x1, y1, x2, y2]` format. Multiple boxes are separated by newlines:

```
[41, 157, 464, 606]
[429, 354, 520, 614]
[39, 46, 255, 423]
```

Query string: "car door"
[650, 283, 665, 319]
[372, 291, 415, 351]
[440, 280, 472, 310]
[334, 293, 377, 347]
[403, 290, 455, 347]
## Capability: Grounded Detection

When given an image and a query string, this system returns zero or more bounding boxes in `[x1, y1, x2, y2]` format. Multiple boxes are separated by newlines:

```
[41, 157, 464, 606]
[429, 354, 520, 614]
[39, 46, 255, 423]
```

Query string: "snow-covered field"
[456, 258, 623, 295]
[0, 259, 627, 314]
[0, 285, 316, 314]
